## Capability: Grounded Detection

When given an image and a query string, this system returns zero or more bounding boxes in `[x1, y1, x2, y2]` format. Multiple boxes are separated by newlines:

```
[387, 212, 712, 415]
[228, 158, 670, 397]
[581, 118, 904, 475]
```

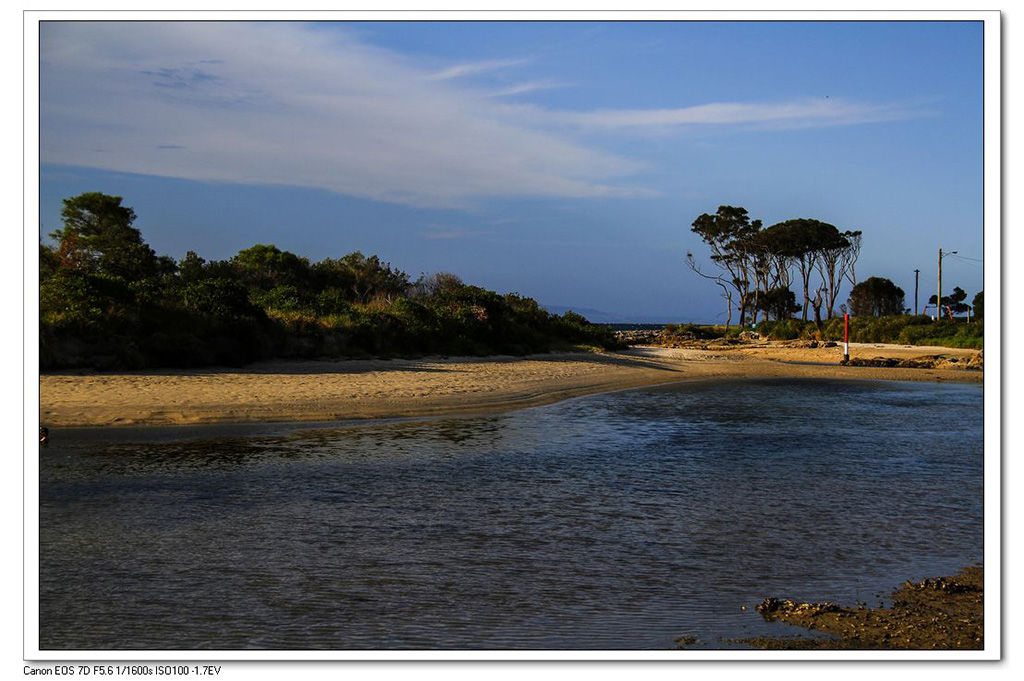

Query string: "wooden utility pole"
[938, 249, 957, 321]
[914, 268, 920, 315]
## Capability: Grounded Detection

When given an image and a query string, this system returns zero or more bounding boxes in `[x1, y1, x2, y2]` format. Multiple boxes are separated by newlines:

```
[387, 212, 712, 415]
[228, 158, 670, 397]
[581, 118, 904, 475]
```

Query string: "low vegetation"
[40, 193, 622, 371]
[649, 318, 982, 353]
[756, 315, 983, 349]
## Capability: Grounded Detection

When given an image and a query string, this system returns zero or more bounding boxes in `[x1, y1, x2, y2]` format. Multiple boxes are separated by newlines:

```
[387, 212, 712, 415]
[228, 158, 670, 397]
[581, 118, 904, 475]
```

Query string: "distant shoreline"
[39, 342, 982, 429]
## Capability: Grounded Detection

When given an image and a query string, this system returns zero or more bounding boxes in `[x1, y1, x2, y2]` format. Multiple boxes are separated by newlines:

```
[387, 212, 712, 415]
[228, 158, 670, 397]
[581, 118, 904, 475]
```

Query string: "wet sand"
[38, 342, 982, 428]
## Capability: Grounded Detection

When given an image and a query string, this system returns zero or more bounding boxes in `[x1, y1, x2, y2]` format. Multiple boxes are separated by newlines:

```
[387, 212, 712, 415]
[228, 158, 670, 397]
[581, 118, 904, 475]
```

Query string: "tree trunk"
[721, 284, 733, 334]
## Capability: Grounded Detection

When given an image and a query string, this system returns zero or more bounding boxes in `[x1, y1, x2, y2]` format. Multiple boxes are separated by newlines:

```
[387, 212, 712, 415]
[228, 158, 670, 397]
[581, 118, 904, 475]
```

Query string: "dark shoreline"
[731, 565, 984, 650]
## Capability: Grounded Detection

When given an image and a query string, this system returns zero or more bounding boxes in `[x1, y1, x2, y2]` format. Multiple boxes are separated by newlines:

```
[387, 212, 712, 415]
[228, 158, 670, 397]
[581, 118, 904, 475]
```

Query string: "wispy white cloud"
[421, 226, 491, 240]
[552, 99, 928, 131]
[41, 23, 650, 207]
[484, 79, 567, 98]
[39, 22, 927, 209]
[428, 58, 529, 80]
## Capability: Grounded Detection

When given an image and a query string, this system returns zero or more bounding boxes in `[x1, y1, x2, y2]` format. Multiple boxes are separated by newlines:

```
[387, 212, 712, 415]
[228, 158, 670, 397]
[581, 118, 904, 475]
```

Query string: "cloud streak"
[41, 23, 649, 207]
[421, 226, 492, 240]
[484, 79, 568, 98]
[552, 99, 928, 131]
[428, 58, 529, 80]
[39, 22, 927, 208]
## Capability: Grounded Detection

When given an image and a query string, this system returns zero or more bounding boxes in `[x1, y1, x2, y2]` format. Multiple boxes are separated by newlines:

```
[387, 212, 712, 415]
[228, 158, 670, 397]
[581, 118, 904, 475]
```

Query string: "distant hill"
[541, 305, 631, 324]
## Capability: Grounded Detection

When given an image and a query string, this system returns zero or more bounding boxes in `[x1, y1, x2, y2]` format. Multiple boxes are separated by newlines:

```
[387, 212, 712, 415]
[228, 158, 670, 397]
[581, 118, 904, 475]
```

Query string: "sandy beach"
[38, 342, 982, 428]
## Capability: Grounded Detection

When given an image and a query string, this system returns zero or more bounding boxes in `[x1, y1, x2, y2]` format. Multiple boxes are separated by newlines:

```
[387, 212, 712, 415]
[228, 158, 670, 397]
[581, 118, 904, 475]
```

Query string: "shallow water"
[39, 378, 984, 650]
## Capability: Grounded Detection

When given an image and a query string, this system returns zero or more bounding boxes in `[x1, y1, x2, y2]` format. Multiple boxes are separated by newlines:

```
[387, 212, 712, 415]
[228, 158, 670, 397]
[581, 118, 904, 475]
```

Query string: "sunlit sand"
[39, 342, 982, 428]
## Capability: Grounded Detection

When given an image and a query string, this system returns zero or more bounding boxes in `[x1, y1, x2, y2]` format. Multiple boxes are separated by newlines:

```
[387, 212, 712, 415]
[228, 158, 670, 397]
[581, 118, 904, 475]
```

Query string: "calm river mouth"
[39, 378, 983, 650]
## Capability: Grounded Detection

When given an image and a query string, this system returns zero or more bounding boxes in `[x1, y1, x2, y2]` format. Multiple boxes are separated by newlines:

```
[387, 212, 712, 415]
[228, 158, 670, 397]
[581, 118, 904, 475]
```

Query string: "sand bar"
[39, 343, 982, 428]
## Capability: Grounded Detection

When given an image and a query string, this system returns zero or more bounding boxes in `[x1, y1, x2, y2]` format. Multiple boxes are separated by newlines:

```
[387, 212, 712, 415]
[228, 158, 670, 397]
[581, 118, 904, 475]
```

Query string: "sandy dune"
[38, 343, 982, 428]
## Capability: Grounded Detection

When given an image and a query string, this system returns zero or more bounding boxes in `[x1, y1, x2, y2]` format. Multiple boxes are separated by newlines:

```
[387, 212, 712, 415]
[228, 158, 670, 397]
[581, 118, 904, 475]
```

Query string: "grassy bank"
[660, 316, 983, 350]
[757, 315, 983, 348]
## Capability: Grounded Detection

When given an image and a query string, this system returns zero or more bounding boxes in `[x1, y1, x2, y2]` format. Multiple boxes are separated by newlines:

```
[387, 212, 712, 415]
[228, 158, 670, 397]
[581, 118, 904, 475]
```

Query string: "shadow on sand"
[42, 349, 685, 378]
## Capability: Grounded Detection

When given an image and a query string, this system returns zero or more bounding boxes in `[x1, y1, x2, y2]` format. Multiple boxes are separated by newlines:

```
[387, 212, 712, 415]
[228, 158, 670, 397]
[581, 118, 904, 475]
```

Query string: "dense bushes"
[40, 193, 622, 371]
[665, 315, 983, 350]
[664, 323, 736, 340]
[755, 318, 807, 341]
[256, 288, 601, 360]
[895, 320, 984, 349]
[755, 315, 982, 349]
[42, 267, 620, 370]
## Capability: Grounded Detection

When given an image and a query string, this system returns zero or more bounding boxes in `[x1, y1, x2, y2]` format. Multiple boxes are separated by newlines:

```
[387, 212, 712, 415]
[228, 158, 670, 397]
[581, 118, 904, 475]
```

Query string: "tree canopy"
[688, 207, 860, 326]
[848, 277, 906, 317]
[929, 286, 971, 319]
[51, 192, 163, 280]
[689, 206, 763, 326]
[760, 219, 852, 321]
[232, 244, 311, 289]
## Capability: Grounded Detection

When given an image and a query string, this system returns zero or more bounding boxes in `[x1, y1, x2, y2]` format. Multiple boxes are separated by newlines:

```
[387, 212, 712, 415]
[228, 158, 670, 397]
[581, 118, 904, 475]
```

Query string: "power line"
[946, 256, 983, 270]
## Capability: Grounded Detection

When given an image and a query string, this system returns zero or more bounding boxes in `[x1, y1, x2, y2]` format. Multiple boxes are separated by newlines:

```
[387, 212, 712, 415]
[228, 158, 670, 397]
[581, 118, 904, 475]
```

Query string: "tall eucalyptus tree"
[689, 206, 762, 326]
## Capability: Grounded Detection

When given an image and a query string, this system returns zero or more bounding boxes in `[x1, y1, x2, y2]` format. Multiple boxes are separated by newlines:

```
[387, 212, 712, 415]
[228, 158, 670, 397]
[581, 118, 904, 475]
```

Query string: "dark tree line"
[687, 205, 983, 327]
[41, 193, 619, 370]
[687, 206, 862, 328]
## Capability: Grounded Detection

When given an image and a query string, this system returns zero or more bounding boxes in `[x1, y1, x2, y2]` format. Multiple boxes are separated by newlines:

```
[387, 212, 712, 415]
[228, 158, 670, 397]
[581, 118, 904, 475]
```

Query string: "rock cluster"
[901, 575, 979, 595]
[756, 598, 843, 620]
[779, 340, 837, 348]
[843, 353, 983, 371]
[736, 566, 983, 650]
[614, 330, 663, 345]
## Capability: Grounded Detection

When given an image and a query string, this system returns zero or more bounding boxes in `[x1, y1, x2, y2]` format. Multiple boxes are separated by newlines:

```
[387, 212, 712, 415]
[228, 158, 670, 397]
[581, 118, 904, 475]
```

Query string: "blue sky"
[38, 20, 985, 322]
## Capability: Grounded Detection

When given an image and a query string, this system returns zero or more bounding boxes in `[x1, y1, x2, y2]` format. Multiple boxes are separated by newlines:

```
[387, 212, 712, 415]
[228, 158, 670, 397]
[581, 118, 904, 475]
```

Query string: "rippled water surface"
[39, 378, 983, 650]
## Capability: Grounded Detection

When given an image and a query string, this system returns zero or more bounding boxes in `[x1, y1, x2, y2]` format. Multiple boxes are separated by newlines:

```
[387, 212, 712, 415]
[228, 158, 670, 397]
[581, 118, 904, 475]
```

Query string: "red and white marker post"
[843, 313, 850, 363]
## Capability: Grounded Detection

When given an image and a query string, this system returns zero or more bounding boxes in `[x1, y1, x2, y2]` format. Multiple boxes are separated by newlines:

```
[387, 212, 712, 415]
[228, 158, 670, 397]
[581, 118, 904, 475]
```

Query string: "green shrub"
[252, 285, 309, 312]
[757, 319, 812, 340]
[759, 314, 982, 349]
[663, 323, 722, 340]
[180, 278, 265, 323]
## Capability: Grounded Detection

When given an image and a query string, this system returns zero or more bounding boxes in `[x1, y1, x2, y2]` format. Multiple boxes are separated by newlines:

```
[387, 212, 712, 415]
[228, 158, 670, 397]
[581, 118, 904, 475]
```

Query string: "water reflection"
[39, 379, 983, 650]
